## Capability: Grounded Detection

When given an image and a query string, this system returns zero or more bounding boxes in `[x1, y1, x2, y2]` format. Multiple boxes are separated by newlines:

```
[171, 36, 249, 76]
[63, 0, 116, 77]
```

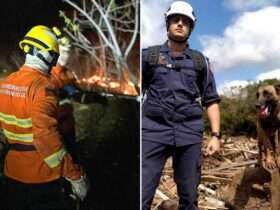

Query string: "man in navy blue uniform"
[142, 1, 221, 210]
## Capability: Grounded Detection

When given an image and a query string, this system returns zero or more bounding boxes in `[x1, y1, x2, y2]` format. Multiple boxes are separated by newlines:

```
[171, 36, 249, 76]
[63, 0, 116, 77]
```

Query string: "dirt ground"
[151, 136, 272, 210]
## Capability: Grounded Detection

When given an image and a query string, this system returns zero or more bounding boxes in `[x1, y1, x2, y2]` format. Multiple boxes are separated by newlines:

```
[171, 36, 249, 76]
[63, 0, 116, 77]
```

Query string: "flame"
[109, 82, 120, 88]
[78, 67, 138, 96]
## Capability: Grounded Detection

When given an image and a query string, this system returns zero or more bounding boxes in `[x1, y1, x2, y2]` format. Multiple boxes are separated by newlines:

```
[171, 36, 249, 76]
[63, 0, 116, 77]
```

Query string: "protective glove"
[66, 175, 89, 201]
[52, 27, 71, 67]
[57, 44, 71, 67]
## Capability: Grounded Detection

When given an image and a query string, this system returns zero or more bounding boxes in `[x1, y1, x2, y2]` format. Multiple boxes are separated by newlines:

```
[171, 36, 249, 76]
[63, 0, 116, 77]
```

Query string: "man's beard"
[168, 33, 189, 43]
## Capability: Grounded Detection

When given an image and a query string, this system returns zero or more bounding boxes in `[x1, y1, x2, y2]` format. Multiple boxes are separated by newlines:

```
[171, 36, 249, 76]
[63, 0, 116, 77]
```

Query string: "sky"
[141, 0, 280, 94]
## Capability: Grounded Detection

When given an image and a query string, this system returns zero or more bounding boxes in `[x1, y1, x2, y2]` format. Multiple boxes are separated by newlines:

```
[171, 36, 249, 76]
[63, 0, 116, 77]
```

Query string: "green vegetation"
[204, 79, 280, 137]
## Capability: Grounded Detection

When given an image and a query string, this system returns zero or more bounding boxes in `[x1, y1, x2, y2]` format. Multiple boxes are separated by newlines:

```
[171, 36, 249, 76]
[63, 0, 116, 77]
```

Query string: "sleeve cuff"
[202, 97, 221, 106]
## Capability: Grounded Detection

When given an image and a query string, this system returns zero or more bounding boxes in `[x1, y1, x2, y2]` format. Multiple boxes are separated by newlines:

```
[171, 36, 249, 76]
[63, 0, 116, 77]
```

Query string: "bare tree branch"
[60, 0, 139, 95]
[124, 0, 139, 59]
[91, 0, 122, 56]
[62, 0, 116, 51]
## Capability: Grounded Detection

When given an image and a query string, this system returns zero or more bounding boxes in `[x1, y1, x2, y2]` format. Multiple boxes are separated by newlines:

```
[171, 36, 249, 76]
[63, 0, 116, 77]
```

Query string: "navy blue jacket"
[142, 42, 220, 146]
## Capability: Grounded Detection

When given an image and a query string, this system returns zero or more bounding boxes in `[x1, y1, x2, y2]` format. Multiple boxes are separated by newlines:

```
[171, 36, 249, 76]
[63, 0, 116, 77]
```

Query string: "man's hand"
[205, 137, 220, 156]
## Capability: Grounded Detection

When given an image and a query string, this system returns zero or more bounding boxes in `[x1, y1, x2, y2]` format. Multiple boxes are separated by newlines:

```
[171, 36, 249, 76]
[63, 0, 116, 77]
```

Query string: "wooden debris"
[156, 189, 170, 200]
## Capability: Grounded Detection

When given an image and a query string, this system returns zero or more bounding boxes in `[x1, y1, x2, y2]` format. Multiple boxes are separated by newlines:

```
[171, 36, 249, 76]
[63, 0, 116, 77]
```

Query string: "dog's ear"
[274, 84, 280, 95]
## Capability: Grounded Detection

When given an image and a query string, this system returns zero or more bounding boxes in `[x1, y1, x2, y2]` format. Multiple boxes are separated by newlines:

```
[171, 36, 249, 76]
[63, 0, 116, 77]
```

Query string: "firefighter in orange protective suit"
[0, 25, 89, 210]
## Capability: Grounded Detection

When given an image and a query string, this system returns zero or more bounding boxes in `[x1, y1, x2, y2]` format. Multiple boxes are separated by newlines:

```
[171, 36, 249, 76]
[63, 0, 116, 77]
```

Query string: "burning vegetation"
[60, 0, 140, 97]
[77, 67, 139, 96]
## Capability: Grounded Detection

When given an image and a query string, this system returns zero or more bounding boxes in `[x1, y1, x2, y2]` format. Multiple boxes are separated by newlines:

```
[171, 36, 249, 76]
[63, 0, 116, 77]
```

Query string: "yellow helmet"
[19, 25, 59, 54]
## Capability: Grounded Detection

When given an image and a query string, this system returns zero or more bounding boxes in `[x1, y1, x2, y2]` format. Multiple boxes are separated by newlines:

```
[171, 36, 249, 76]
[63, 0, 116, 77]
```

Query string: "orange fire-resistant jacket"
[0, 65, 82, 183]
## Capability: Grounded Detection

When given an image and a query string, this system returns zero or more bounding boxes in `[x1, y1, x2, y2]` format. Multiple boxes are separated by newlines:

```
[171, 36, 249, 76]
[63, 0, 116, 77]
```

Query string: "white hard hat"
[165, 1, 196, 28]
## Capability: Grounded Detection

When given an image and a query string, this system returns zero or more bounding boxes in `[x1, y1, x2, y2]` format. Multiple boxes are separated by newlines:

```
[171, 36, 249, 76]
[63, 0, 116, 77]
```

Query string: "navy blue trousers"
[142, 141, 202, 210]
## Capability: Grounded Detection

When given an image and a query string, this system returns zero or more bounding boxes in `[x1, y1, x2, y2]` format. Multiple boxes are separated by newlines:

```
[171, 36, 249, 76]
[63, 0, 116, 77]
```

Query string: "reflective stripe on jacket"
[0, 65, 82, 183]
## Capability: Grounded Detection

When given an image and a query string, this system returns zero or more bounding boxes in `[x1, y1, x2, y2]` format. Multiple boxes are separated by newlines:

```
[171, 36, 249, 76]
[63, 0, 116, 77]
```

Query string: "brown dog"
[215, 85, 280, 209]
[256, 85, 280, 169]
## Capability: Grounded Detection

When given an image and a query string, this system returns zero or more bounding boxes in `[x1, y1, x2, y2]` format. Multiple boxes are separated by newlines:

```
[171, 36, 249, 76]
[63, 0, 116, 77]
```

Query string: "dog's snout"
[256, 103, 261, 108]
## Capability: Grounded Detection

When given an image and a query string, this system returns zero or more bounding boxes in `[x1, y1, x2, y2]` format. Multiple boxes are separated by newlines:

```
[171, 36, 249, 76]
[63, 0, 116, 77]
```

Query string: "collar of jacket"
[161, 41, 193, 58]
[20, 65, 50, 77]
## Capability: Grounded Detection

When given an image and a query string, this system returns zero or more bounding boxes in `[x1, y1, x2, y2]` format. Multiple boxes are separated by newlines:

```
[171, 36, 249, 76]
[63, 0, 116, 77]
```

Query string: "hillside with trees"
[204, 79, 280, 137]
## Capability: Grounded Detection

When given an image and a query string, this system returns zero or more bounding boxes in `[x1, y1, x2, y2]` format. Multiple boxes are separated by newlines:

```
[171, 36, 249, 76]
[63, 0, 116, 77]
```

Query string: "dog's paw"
[266, 158, 277, 169]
